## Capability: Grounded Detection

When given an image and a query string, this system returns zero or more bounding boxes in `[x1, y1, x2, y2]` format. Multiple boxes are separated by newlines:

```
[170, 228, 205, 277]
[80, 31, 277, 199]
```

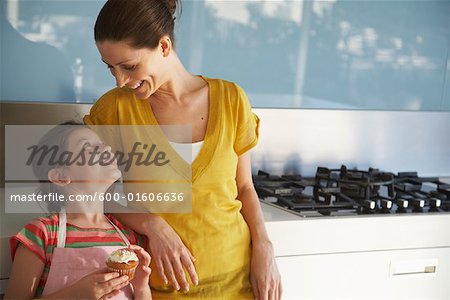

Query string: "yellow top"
[84, 76, 259, 299]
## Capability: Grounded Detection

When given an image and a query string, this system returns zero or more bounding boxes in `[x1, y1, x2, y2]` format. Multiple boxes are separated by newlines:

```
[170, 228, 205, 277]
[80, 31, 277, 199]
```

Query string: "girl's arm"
[235, 152, 283, 300]
[5, 244, 129, 299]
[41, 270, 129, 299]
[128, 245, 152, 299]
[4, 243, 44, 299]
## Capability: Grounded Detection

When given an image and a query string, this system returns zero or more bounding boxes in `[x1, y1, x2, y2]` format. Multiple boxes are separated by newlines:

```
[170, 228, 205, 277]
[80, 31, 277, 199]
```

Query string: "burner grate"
[253, 165, 449, 217]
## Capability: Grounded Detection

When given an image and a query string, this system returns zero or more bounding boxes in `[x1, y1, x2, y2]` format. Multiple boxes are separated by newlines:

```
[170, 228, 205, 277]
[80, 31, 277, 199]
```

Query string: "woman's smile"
[129, 80, 143, 90]
[130, 80, 149, 99]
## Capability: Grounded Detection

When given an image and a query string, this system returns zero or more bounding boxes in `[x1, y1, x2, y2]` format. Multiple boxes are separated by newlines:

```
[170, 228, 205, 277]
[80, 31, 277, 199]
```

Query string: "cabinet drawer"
[277, 247, 450, 300]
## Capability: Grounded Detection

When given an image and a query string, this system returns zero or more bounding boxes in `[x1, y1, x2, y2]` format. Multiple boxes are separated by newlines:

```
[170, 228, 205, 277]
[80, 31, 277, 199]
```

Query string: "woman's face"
[96, 40, 167, 100]
[60, 127, 121, 192]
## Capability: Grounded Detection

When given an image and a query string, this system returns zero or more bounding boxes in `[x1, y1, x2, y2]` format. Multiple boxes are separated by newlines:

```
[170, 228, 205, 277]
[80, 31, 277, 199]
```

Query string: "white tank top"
[169, 140, 204, 164]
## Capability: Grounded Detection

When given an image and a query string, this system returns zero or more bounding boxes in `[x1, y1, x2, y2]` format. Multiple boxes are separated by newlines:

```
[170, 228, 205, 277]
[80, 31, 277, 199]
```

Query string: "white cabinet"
[277, 248, 450, 300]
[263, 210, 450, 300]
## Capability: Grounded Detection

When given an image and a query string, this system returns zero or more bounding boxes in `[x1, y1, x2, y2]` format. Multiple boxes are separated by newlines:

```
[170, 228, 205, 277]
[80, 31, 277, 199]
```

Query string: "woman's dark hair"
[32, 121, 86, 212]
[94, 0, 180, 49]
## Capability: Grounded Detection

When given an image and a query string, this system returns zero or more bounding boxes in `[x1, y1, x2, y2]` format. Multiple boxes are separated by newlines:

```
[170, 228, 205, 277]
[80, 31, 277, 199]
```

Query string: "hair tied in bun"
[165, 0, 178, 16]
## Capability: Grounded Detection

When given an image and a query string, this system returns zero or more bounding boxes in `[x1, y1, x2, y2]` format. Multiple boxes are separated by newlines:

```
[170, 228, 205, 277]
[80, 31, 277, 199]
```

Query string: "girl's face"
[96, 40, 169, 100]
[59, 128, 121, 193]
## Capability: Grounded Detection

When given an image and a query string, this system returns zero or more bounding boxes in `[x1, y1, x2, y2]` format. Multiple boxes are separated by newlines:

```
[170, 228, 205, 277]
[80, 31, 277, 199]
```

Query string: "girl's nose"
[98, 143, 114, 163]
[100, 142, 112, 153]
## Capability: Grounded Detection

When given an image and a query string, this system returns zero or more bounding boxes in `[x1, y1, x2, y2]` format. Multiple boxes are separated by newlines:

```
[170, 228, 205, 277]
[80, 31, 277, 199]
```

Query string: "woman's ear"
[160, 35, 172, 57]
[48, 168, 71, 186]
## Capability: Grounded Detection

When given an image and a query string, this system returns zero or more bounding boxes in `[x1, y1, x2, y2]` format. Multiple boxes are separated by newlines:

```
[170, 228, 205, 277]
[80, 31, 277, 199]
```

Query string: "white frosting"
[107, 249, 138, 263]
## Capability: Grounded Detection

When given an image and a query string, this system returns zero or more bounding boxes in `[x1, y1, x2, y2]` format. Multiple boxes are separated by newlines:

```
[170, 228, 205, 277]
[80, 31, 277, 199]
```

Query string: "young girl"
[5, 123, 152, 299]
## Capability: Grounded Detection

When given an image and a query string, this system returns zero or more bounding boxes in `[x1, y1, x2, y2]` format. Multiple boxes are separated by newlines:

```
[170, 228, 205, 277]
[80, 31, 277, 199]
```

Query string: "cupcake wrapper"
[107, 266, 137, 280]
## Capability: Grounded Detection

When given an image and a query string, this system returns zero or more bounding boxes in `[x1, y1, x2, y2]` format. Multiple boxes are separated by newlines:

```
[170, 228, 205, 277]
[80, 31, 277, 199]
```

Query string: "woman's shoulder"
[203, 76, 242, 92]
[203, 76, 248, 106]
[84, 87, 137, 125]
[100, 87, 136, 101]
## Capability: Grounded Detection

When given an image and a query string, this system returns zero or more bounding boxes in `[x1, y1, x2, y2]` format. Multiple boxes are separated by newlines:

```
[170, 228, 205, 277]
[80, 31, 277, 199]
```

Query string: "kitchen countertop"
[2, 190, 450, 295]
[260, 201, 302, 222]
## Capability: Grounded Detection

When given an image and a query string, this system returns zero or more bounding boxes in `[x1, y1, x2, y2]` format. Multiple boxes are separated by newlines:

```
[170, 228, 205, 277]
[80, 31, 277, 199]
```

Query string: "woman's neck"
[153, 53, 203, 104]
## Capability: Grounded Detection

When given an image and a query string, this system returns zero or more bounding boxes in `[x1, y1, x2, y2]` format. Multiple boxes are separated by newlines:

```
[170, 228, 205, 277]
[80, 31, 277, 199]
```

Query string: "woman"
[84, 0, 282, 298]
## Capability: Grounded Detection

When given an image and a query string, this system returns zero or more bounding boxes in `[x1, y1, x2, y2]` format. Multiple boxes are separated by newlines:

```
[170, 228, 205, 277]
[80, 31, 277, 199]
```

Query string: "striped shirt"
[10, 214, 146, 297]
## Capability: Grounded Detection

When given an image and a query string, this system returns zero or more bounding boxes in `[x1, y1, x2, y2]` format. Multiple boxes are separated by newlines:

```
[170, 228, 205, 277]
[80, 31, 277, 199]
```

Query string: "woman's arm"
[236, 152, 282, 300]
[111, 211, 198, 292]
[236, 152, 271, 245]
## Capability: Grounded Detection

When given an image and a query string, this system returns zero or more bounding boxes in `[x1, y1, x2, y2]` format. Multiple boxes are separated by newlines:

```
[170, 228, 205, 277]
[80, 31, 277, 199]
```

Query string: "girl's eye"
[83, 142, 92, 149]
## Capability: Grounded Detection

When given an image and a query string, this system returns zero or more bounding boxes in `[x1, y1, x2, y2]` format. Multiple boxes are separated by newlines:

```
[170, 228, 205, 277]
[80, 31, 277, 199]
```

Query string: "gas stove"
[254, 165, 450, 218]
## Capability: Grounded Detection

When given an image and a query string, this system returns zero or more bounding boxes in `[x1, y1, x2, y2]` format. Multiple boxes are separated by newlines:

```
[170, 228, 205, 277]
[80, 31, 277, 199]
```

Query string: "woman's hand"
[65, 269, 129, 299]
[146, 216, 198, 291]
[250, 241, 283, 300]
[129, 245, 152, 294]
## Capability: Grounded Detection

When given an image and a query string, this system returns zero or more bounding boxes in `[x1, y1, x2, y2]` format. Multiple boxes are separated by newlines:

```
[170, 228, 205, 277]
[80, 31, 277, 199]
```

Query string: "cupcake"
[106, 248, 139, 280]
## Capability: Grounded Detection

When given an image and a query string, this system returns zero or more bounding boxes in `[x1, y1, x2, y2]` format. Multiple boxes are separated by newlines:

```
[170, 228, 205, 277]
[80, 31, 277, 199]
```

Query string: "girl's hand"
[146, 216, 198, 292]
[250, 241, 283, 300]
[128, 245, 152, 293]
[67, 269, 129, 299]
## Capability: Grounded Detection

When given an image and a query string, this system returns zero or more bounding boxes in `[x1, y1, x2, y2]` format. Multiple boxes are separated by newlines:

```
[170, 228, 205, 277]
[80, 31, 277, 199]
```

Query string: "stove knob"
[380, 199, 392, 209]
[430, 198, 441, 208]
[328, 194, 336, 204]
[412, 199, 425, 208]
[275, 188, 292, 195]
[263, 196, 278, 203]
[396, 199, 408, 208]
[363, 200, 376, 210]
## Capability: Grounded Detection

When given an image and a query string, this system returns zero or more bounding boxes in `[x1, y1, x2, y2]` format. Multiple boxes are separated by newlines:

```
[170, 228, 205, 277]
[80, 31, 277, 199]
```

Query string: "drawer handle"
[390, 259, 438, 276]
